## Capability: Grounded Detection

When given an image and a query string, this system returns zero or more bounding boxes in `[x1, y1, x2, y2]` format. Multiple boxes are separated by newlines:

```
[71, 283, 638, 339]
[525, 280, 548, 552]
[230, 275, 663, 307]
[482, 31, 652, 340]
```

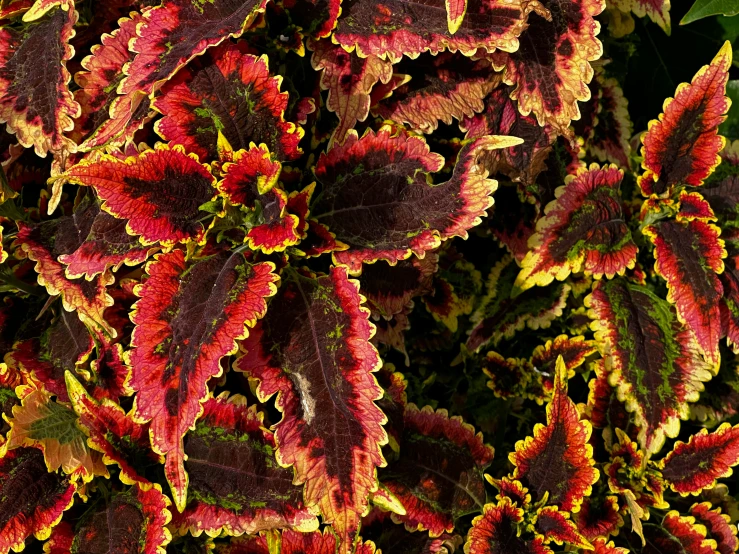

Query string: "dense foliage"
[0, 0, 737, 553]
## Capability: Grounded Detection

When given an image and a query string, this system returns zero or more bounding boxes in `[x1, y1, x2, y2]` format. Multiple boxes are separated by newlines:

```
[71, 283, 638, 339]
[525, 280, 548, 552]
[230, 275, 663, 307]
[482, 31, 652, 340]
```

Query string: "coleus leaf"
[72, 11, 149, 150]
[638, 41, 732, 197]
[64, 144, 218, 247]
[465, 498, 553, 554]
[154, 43, 303, 163]
[582, 359, 631, 437]
[720, 231, 739, 352]
[531, 334, 597, 385]
[491, 0, 604, 131]
[55, 193, 158, 280]
[372, 53, 497, 135]
[643, 218, 725, 367]
[311, 128, 522, 274]
[172, 394, 319, 536]
[572, 495, 624, 541]
[66, 372, 161, 486]
[461, 86, 556, 188]
[483, 352, 537, 401]
[69, 482, 172, 554]
[609, 0, 670, 33]
[358, 253, 438, 319]
[515, 164, 637, 291]
[217, 144, 302, 254]
[659, 423, 739, 496]
[311, 40, 393, 144]
[6, 309, 93, 402]
[216, 529, 378, 554]
[690, 502, 738, 554]
[235, 266, 386, 552]
[587, 72, 633, 168]
[467, 255, 571, 353]
[532, 505, 591, 549]
[331, 0, 532, 62]
[640, 511, 718, 554]
[585, 278, 714, 455]
[361, 508, 462, 554]
[509, 356, 599, 512]
[129, 249, 278, 511]
[0, 447, 76, 553]
[0, 5, 79, 156]
[422, 251, 482, 333]
[15, 217, 115, 338]
[6, 388, 102, 477]
[120, 0, 268, 101]
[379, 404, 494, 536]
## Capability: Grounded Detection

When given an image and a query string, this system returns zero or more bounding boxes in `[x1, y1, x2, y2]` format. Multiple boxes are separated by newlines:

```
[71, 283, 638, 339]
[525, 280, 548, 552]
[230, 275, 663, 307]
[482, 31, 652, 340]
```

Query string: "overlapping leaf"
[172, 394, 318, 536]
[643, 218, 725, 367]
[66, 482, 172, 554]
[67, 372, 160, 485]
[155, 43, 303, 162]
[639, 512, 718, 554]
[586, 278, 714, 455]
[332, 0, 532, 62]
[379, 404, 494, 536]
[64, 144, 218, 247]
[465, 498, 552, 554]
[491, 0, 605, 131]
[515, 164, 637, 291]
[638, 41, 732, 197]
[311, 128, 522, 273]
[609, 0, 670, 33]
[311, 40, 393, 145]
[690, 502, 738, 554]
[509, 356, 599, 512]
[0, 447, 76, 553]
[467, 255, 570, 353]
[235, 266, 386, 552]
[0, 5, 79, 156]
[130, 249, 278, 511]
[659, 423, 739, 495]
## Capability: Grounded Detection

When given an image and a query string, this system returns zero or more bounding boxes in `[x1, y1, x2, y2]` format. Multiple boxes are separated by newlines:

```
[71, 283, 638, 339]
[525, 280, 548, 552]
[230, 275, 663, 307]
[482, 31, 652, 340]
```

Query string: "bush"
[0, 0, 737, 552]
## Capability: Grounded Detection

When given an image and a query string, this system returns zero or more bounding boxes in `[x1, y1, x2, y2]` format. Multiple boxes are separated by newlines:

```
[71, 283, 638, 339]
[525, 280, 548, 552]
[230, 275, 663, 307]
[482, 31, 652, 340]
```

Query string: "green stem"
[0, 272, 43, 296]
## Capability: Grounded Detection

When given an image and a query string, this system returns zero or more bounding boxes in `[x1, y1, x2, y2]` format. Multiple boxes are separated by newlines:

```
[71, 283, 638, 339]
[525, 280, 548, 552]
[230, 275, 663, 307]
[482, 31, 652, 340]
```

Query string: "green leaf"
[681, 0, 739, 24]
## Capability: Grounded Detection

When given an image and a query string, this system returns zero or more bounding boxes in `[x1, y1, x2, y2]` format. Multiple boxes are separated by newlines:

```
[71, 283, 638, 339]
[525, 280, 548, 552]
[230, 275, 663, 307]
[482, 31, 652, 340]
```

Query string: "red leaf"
[65, 144, 218, 247]
[235, 266, 386, 552]
[172, 394, 318, 536]
[130, 249, 278, 510]
[70, 482, 172, 554]
[0, 447, 76, 553]
[690, 502, 739, 554]
[0, 6, 79, 156]
[660, 423, 739, 496]
[533, 505, 591, 549]
[638, 42, 733, 197]
[332, 0, 532, 62]
[67, 372, 160, 486]
[509, 356, 599, 512]
[154, 43, 303, 163]
[641, 511, 718, 554]
[380, 404, 494, 536]
[312, 128, 522, 273]
[465, 498, 553, 554]
[643, 218, 725, 367]
[515, 164, 637, 291]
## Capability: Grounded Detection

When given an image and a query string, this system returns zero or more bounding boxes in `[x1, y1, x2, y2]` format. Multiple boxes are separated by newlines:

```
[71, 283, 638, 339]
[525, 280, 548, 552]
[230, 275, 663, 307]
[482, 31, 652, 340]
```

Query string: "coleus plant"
[0, 0, 737, 553]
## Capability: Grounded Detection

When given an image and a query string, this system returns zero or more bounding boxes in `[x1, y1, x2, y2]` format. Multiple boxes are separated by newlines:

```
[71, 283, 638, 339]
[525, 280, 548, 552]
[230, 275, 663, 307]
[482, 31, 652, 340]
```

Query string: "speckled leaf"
[171, 394, 318, 537]
[130, 249, 278, 511]
[465, 498, 553, 554]
[234, 266, 386, 553]
[586, 278, 715, 455]
[154, 43, 302, 163]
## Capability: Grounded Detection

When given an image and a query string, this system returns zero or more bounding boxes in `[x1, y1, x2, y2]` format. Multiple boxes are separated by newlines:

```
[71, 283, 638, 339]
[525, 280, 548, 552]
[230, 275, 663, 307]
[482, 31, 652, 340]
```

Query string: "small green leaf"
[681, 0, 739, 24]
